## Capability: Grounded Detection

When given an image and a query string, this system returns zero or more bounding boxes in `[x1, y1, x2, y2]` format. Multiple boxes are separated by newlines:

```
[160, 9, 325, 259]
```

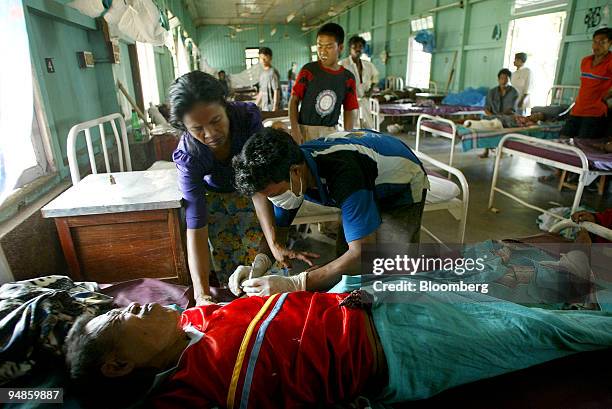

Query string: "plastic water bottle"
[131, 110, 143, 142]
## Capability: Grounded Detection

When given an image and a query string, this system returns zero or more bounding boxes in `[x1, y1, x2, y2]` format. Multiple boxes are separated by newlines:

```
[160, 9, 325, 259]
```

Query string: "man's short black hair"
[64, 314, 156, 408]
[498, 68, 512, 79]
[317, 23, 345, 45]
[259, 47, 273, 57]
[168, 71, 227, 131]
[232, 127, 304, 196]
[515, 52, 527, 63]
[593, 27, 612, 41]
[218, 70, 226, 74]
[348, 35, 366, 48]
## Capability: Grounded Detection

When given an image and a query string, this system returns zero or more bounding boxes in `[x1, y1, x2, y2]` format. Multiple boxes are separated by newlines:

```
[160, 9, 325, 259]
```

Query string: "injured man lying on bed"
[65, 255, 612, 409]
[464, 104, 570, 130]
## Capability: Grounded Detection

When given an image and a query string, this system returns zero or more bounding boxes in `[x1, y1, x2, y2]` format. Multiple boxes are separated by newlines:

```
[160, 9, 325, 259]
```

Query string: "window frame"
[511, 0, 568, 15]
[1, 72, 53, 201]
[245, 47, 260, 69]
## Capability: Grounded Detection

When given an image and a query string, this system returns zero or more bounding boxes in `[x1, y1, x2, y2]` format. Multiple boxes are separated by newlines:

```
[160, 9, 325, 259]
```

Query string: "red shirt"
[572, 53, 612, 117]
[153, 292, 376, 408]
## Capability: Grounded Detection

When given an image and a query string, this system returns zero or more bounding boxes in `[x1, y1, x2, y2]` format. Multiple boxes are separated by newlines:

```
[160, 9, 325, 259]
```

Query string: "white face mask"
[268, 171, 304, 210]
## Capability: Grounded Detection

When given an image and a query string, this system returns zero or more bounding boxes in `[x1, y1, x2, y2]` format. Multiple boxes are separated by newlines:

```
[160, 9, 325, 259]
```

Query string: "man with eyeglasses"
[561, 27, 612, 139]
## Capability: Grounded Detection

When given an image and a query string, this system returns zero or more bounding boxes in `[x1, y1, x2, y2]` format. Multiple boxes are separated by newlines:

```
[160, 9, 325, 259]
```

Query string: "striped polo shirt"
[274, 131, 429, 242]
[572, 52, 612, 117]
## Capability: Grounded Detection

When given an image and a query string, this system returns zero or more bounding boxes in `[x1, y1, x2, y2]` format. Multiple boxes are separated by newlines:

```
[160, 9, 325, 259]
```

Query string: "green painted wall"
[154, 0, 196, 39]
[24, 0, 123, 176]
[23, 0, 184, 176]
[306, 0, 611, 92]
[197, 24, 310, 80]
[155, 46, 175, 102]
[556, 0, 612, 86]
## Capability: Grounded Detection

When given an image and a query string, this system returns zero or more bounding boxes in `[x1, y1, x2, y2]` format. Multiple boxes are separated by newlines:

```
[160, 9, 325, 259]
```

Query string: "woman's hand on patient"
[271, 244, 319, 269]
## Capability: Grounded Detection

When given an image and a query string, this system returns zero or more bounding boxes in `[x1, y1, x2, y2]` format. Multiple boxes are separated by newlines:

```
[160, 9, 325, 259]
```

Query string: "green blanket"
[329, 261, 612, 403]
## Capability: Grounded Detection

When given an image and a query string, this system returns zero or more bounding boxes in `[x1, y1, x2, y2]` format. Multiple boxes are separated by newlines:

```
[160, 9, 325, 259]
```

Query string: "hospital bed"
[289, 150, 469, 244]
[66, 113, 175, 185]
[369, 98, 484, 132]
[547, 84, 579, 106]
[6, 219, 612, 409]
[263, 116, 291, 129]
[415, 114, 563, 168]
[488, 133, 612, 219]
[384, 76, 404, 91]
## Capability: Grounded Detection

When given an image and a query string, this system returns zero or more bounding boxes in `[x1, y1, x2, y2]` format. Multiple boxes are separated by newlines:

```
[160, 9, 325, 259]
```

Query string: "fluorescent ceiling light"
[286, 12, 296, 23]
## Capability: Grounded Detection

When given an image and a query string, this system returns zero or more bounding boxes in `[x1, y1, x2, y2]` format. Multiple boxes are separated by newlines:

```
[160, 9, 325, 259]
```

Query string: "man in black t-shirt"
[289, 23, 359, 143]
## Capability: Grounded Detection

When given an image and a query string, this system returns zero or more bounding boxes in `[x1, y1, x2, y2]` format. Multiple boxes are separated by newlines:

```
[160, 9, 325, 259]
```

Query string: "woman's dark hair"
[348, 35, 366, 48]
[317, 23, 345, 45]
[498, 68, 512, 79]
[232, 127, 304, 196]
[168, 71, 227, 131]
[515, 52, 527, 63]
[259, 47, 273, 57]
[64, 314, 157, 408]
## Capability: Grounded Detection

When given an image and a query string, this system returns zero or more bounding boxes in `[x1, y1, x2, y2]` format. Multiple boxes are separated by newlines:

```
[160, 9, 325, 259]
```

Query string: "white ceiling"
[185, 0, 363, 27]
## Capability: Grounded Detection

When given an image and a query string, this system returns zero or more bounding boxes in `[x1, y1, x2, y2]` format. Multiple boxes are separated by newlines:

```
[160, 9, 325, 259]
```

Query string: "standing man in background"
[340, 35, 379, 129]
[560, 27, 612, 139]
[512, 52, 532, 115]
[289, 23, 359, 143]
[287, 62, 297, 97]
[217, 70, 229, 96]
[256, 47, 281, 112]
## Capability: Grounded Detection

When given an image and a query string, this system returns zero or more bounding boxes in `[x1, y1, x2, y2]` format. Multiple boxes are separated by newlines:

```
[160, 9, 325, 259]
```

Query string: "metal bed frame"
[290, 150, 470, 244]
[488, 133, 612, 220]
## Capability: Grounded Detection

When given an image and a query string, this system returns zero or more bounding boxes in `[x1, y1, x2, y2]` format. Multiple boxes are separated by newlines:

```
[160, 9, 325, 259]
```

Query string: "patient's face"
[86, 303, 182, 367]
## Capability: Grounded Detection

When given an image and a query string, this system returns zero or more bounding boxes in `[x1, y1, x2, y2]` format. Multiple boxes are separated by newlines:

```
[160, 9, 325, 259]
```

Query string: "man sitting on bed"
[481, 68, 519, 158]
[65, 285, 612, 408]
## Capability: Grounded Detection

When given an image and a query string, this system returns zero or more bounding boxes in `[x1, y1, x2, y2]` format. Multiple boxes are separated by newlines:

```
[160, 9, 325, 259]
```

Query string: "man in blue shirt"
[232, 128, 429, 295]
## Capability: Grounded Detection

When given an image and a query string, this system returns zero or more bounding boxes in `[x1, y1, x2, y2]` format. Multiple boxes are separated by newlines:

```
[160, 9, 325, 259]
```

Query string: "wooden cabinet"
[42, 169, 189, 285]
[54, 209, 188, 284]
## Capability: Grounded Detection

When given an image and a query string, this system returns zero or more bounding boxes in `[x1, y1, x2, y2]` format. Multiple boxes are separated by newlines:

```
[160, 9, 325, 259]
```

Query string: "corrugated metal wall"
[197, 24, 311, 80]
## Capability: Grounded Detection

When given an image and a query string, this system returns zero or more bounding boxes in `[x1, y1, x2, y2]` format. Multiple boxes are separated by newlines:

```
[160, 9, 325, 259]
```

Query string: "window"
[310, 45, 317, 62]
[512, 0, 567, 15]
[359, 32, 372, 61]
[1, 0, 50, 204]
[136, 42, 160, 107]
[410, 16, 434, 32]
[406, 36, 431, 89]
[245, 48, 260, 69]
[503, 11, 566, 107]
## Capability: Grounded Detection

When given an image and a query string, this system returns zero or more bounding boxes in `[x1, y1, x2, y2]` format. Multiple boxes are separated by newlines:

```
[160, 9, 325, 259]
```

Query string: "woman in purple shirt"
[168, 71, 264, 305]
